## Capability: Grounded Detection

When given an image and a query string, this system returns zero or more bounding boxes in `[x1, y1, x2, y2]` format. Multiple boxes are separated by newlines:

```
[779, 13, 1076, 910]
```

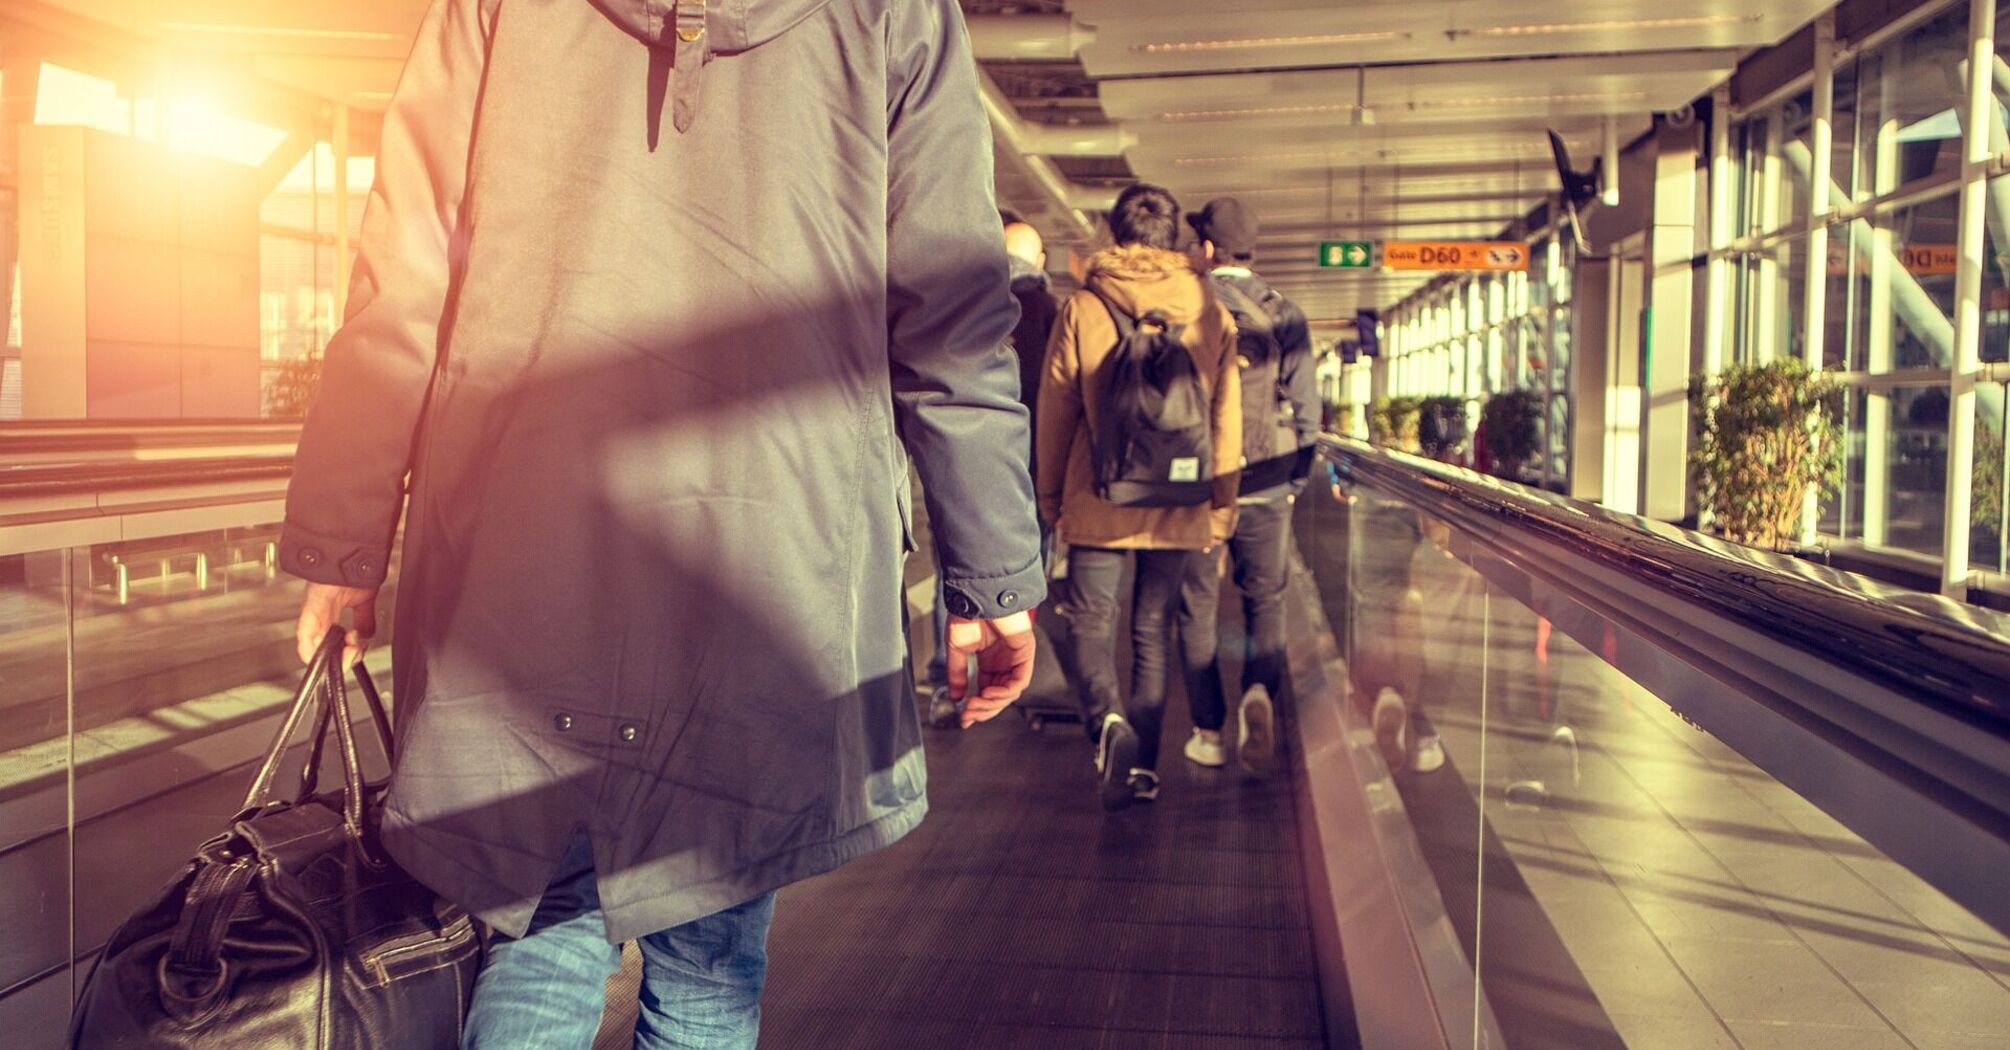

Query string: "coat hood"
[590, 0, 834, 52]
[1085, 245, 1210, 327]
[589, 0, 834, 134]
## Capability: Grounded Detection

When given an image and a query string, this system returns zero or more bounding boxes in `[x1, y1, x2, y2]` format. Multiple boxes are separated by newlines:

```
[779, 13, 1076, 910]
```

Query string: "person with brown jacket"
[1036, 183, 1241, 811]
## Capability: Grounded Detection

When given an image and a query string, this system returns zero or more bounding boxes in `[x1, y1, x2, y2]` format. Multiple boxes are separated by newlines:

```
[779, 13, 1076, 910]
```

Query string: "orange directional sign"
[1382, 240, 1529, 272]
[1827, 243, 1957, 277]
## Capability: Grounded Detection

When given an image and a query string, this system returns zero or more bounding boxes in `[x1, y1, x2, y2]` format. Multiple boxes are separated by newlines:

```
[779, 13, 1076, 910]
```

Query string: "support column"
[1802, 12, 1835, 543]
[332, 104, 351, 323]
[1863, 50, 1900, 547]
[1, 56, 41, 357]
[1703, 84, 1732, 378]
[1944, 0, 1997, 596]
[1571, 256, 1612, 503]
[1646, 117, 1700, 522]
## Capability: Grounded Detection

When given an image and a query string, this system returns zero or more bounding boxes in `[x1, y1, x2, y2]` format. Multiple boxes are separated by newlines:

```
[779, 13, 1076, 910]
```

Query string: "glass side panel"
[0, 551, 73, 1041]
[0, 527, 400, 1048]
[1306, 466, 2010, 1049]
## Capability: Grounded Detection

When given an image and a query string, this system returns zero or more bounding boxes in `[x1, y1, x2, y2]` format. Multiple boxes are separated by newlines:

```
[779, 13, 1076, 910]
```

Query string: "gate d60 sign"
[1382, 241, 1529, 272]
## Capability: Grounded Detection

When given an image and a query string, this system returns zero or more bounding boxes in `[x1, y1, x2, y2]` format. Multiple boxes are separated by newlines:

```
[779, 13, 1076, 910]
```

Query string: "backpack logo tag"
[1168, 457, 1201, 482]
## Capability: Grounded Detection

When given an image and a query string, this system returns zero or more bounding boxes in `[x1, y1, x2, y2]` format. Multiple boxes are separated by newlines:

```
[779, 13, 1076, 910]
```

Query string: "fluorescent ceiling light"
[1161, 102, 1363, 123]
[156, 22, 403, 42]
[1463, 15, 1759, 38]
[1135, 31, 1409, 54]
[1174, 141, 1562, 167]
[1415, 91, 1650, 109]
[1162, 91, 1649, 122]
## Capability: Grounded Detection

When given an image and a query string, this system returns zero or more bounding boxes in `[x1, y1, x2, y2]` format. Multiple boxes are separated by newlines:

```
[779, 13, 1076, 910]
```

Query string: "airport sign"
[1319, 241, 1374, 268]
[1382, 241, 1529, 272]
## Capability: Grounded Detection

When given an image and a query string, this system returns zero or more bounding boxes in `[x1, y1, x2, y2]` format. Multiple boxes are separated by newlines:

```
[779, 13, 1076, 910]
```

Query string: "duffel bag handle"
[241, 627, 383, 844]
[297, 663, 395, 803]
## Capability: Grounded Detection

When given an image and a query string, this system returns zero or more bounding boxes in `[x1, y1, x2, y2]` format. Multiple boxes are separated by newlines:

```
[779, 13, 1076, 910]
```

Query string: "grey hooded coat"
[279, 0, 1045, 943]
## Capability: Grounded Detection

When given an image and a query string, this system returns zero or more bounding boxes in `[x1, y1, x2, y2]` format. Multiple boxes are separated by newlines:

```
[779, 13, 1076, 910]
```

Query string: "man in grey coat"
[282, 1, 1044, 1046]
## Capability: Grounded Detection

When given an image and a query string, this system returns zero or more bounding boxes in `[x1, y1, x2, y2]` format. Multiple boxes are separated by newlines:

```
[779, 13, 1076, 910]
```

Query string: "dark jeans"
[1056, 545, 1191, 770]
[1178, 496, 1292, 732]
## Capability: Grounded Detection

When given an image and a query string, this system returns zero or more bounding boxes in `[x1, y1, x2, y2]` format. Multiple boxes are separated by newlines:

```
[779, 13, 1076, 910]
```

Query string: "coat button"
[299, 548, 322, 567]
[619, 724, 639, 743]
[998, 590, 1020, 609]
[553, 713, 574, 731]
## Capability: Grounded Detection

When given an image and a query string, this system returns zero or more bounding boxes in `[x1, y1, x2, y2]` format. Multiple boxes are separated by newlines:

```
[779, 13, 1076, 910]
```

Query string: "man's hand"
[297, 582, 380, 668]
[944, 611, 1037, 729]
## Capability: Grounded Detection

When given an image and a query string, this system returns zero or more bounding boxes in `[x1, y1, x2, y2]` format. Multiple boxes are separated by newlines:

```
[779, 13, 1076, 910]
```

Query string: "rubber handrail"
[1323, 436, 2010, 738]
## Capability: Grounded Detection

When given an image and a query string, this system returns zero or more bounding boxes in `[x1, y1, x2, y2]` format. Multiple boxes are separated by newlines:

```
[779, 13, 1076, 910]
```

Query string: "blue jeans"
[462, 833, 778, 1050]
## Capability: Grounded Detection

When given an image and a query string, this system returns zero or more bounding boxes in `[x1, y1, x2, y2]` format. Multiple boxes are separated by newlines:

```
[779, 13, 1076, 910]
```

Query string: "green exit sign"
[1320, 241, 1374, 268]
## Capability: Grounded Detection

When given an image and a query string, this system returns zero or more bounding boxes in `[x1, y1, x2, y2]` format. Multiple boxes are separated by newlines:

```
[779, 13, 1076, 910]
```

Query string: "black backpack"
[1090, 291, 1215, 507]
[1215, 277, 1306, 494]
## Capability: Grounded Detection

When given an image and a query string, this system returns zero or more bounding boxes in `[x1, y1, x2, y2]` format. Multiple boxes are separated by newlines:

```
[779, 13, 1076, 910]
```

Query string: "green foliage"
[1481, 389, 1542, 479]
[1369, 397, 1421, 453]
[1688, 359, 1843, 551]
[1976, 418, 2006, 544]
[264, 353, 323, 419]
[1417, 396, 1469, 460]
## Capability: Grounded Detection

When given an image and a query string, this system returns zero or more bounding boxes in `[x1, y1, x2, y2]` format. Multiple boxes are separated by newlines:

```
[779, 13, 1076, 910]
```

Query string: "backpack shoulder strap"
[1213, 276, 1257, 316]
[1089, 288, 1136, 341]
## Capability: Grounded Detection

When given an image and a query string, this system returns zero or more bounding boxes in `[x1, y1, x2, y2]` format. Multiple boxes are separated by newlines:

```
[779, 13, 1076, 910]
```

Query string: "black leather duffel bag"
[72, 627, 482, 1049]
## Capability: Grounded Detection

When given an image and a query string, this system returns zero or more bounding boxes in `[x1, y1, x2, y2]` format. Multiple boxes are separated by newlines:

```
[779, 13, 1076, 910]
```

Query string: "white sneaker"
[1371, 687, 1408, 772]
[1184, 729, 1227, 768]
[1412, 734, 1446, 773]
[1237, 685, 1276, 774]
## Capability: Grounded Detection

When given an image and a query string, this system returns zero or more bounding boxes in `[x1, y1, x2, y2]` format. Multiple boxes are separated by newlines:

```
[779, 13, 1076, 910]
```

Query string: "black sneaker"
[1129, 768, 1160, 803]
[926, 686, 959, 729]
[1094, 713, 1139, 812]
[1237, 684, 1276, 775]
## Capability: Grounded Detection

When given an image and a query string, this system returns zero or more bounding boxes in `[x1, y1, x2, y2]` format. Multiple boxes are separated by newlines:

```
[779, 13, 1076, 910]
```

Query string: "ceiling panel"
[1071, 0, 1829, 76]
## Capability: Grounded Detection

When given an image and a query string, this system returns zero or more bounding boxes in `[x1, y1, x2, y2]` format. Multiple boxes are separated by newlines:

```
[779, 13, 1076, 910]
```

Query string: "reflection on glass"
[1887, 386, 1952, 556]
[0, 551, 73, 1038]
[1316, 468, 2010, 1049]
[1841, 196, 1961, 374]
[0, 527, 399, 1048]
[1741, 97, 1811, 238]
[1849, 8, 1969, 197]
[1735, 239, 1808, 364]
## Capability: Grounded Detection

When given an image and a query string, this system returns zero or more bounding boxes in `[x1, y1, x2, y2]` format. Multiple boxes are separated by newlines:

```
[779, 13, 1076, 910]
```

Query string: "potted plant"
[1417, 396, 1470, 462]
[264, 352, 324, 419]
[1687, 359, 1843, 551]
[1368, 397, 1421, 453]
[1972, 419, 2006, 563]
[1480, 389, 1542, 481]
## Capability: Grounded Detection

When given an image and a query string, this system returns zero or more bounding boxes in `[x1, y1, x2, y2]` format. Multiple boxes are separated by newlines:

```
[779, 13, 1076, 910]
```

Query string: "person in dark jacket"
[1001, 209, 1059, 449]
[923, 211, 1058, 727]
[1175, 198, 1319, 776]
[282, 1, 1043, 1047]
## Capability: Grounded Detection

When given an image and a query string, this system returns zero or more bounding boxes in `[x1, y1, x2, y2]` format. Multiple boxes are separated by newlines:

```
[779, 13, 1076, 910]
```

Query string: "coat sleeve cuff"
[278, 520, 391, 588]
[940, 556, 1047, 622]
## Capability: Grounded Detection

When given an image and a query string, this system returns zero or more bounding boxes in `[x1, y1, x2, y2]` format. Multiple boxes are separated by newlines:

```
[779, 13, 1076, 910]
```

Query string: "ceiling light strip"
[1467, 14, 1760, 38]
[156, 22, 403, 42]
[1160, 90, 1650, 122]
[1136, 31, 1409, 54]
